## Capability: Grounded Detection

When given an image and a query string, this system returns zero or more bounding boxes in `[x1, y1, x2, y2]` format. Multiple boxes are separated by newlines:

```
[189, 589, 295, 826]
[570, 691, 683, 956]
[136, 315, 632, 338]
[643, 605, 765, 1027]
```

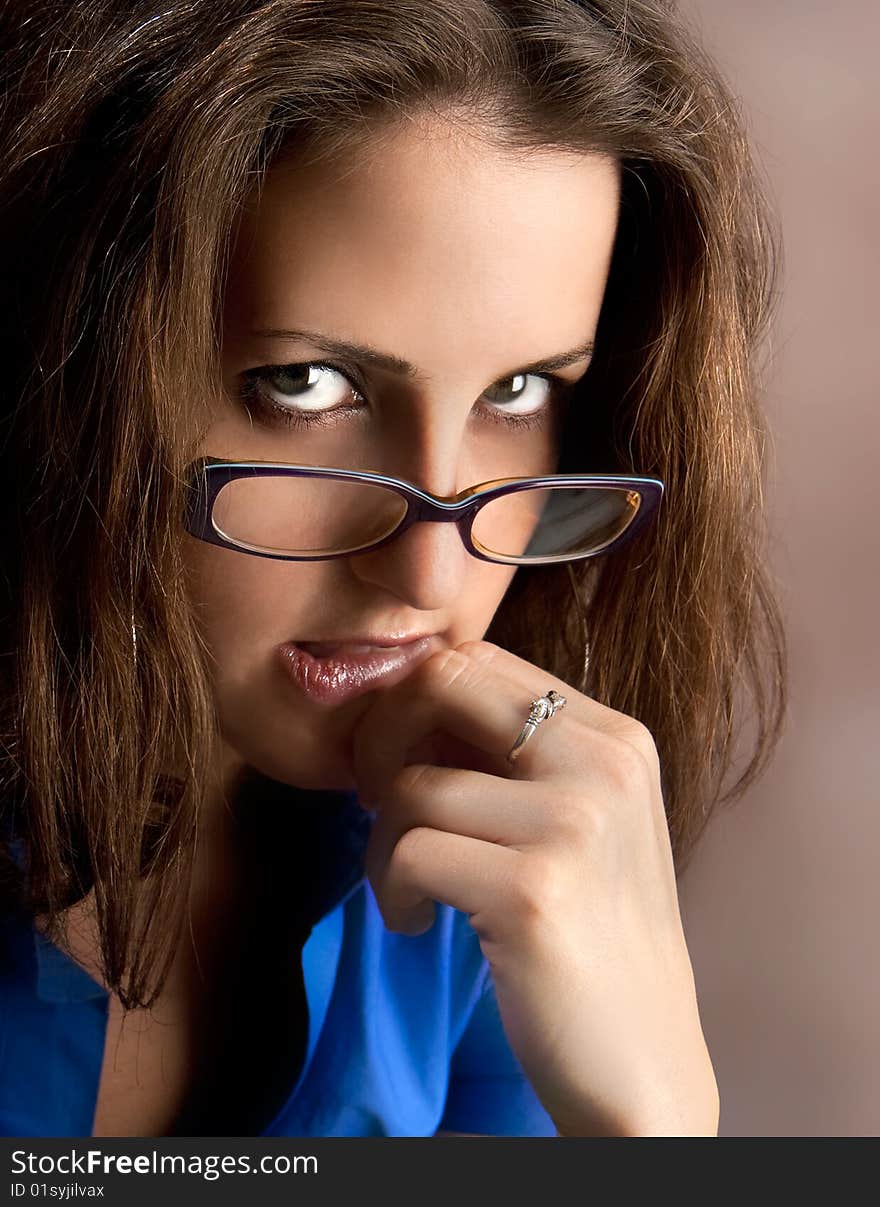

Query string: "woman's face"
[183, 118, 621, 794]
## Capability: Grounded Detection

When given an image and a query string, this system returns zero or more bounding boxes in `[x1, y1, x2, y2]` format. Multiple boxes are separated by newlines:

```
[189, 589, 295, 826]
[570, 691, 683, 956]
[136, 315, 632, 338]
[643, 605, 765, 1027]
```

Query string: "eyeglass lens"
[210, 474, 641, 561]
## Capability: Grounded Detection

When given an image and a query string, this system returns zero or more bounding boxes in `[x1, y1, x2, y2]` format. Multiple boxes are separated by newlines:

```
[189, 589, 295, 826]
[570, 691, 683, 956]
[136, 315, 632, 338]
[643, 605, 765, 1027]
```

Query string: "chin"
[218, 677, 383, 796]
[228, 731, 358, 796]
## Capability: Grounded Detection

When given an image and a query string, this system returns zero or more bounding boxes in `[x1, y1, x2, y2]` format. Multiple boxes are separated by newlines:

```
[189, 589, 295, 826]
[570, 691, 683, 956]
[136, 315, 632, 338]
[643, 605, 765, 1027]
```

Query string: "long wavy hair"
[0, 0, 787, 1010]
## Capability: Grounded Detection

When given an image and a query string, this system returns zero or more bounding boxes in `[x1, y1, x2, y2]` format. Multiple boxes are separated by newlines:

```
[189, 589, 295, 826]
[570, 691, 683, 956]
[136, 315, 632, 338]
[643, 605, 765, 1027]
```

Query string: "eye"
[236, 360, 578, 433]
[481, 373, 556, 422]
[238, 361, 364, 428]
[473, 374, 577, 436]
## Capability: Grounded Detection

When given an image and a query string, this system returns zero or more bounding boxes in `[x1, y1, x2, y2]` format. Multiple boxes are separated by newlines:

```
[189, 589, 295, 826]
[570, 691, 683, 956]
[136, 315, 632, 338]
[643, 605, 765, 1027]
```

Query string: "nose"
[346, 509, 472, 612]
[345, 414, 491, 610]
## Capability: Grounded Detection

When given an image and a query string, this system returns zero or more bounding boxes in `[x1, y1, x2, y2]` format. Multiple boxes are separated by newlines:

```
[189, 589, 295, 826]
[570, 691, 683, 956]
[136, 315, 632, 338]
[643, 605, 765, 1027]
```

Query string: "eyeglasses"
[183, 457, 664, 566]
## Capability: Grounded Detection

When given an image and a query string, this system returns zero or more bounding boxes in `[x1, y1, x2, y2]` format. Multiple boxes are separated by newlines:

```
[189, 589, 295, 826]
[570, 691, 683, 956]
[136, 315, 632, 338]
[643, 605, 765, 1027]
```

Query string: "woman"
[0, 0, 786, 1137]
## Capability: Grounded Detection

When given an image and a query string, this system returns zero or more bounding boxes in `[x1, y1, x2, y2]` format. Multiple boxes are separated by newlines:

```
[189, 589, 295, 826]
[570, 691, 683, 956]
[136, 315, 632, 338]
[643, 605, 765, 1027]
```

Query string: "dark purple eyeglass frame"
[183, 457, 665, 565]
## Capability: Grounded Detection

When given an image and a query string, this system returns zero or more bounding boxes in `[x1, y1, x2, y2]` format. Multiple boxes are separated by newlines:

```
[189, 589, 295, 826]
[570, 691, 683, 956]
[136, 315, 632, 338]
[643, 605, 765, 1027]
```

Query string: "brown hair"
[0, 0, 787, 1010]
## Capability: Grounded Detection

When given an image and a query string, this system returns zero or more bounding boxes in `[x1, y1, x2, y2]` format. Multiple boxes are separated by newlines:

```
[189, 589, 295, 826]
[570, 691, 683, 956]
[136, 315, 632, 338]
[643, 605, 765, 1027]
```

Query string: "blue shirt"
[0, 787, 556, 1137]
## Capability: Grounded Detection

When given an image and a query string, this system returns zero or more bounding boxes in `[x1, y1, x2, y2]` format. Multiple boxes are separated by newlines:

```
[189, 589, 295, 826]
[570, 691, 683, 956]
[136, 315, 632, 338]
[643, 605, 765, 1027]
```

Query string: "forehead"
[223, 122, 621, 374]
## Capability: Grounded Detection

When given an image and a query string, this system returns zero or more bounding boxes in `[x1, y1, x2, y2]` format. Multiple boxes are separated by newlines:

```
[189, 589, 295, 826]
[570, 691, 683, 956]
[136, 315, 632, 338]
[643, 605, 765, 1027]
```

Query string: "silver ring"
[506, 689, 567, 764]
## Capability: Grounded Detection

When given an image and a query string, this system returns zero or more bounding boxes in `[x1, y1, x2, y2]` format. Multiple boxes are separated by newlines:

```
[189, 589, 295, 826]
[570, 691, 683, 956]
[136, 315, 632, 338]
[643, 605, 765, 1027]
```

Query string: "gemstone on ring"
[506, 688, 567, 765]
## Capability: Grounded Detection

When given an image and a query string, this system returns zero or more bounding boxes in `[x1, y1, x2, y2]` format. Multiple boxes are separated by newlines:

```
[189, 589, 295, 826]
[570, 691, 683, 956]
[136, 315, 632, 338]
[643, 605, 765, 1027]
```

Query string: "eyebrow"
[249, 326, 595, 380]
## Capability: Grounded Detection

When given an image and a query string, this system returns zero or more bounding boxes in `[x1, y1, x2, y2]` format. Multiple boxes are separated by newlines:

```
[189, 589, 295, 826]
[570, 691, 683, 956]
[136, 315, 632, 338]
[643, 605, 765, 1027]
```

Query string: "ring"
[506, 689, 567, 764]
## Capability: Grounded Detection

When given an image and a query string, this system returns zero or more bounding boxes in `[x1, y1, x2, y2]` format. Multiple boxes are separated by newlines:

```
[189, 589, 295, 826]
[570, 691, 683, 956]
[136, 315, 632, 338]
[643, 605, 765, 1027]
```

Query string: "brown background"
[675, 1, 879, 1135]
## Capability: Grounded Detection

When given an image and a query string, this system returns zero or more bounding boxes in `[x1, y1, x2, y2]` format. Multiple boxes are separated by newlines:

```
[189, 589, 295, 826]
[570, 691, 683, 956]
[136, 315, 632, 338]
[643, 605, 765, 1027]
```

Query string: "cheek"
[181, 537, 311, 659]
[471, 561, 519, 620]
[182, 538, 242, 639]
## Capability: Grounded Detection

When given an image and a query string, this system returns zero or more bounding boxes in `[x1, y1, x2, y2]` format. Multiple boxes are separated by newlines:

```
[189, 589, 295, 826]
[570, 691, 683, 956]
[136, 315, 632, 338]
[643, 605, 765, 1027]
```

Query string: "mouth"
[296, 634, 430, 656]
[276, 633, 443, 705]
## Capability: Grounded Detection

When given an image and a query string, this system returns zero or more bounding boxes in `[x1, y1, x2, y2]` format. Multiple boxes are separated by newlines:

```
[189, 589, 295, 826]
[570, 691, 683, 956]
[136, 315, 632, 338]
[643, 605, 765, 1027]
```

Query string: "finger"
[461, 640, 623, 737]
[460, 645, 668, 849]
[363, 762, 565, 887]
[351, 645, 576, 809]
[367, 820, 521, 936]
[464, 640, 659, 765]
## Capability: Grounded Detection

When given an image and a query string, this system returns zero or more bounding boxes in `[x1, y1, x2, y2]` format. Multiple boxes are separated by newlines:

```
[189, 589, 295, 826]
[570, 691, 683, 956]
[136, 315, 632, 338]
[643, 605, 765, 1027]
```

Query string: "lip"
[276, 634, 443, 706]
[295, 632, 432, 652]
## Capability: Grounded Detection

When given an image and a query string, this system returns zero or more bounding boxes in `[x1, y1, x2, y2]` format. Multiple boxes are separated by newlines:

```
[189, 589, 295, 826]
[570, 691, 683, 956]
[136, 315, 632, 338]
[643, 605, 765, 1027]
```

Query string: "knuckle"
[601, 729, 653, 797]
[581, 798, 614, 843]
[508, 853, 564, 922]
[608, 733, 647, 791]
[615, 748, 649, 797]
[391, 761, 437, 800]
[392, 824, 433, 871]
[547, 792, 593, 843]
[621, 719, 660, 771]
[412, 646, 466, 689]
[415, 645, 484, 694]
[456, 639, 500, 664]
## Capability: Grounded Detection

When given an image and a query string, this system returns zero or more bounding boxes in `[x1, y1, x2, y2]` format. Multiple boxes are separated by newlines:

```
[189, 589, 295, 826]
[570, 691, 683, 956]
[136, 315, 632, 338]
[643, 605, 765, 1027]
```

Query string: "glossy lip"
[295, 631, 433, 649]
[276, 634, 443, 706]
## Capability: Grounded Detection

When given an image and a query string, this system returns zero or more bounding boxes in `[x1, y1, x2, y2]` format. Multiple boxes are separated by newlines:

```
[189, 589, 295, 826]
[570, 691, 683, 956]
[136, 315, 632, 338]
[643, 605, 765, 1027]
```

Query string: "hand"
[349, 639, 720, 1137]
